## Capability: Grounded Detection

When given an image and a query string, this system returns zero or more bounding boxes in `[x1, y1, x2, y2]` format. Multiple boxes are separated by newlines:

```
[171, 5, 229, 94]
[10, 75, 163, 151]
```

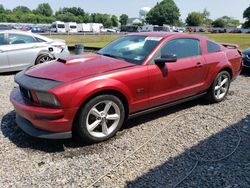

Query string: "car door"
[5, 33, 40, 69]
[148, 37, 207, 107]
[0, 33, 9, 72]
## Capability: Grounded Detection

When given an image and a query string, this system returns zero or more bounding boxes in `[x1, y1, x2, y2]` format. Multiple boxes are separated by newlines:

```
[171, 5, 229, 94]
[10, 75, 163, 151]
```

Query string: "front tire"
[74, 95, 125, 143]
[207, 71, 231, 103]
[35, 54, 53, 65]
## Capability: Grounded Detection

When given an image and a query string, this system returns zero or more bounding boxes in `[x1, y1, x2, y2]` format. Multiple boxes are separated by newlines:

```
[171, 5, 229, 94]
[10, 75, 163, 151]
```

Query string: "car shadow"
[1, 98, 210, 153]
[0, 71, 19, 76]
[241, 68, 250, 77]
[126, 115, 250, 187]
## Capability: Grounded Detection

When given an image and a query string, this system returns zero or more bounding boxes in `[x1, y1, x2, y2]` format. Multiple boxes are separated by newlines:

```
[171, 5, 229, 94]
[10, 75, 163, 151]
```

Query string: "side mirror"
[154, 54, 177, 66]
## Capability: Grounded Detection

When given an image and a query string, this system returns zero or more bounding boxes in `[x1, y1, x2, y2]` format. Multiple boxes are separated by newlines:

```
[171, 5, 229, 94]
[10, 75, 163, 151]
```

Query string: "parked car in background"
[10, 32, 242, 143]
[0, 30, 69, 73]
[242, 48, 250, 68]
[51, 21, 66, 33]
[65, 22, 77, 33]
[0, 24, 14, 30]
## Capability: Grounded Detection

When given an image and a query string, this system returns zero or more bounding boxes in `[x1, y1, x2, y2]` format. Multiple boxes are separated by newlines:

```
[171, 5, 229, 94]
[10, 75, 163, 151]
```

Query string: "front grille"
[20, 86, 33, 102]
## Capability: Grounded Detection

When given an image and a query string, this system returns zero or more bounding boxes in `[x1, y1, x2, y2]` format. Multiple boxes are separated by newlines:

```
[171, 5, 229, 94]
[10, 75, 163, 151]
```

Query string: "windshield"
[98, 35, 162, 65]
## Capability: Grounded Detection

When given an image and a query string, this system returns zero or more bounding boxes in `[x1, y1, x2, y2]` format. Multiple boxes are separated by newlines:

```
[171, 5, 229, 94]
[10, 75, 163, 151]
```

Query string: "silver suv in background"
[0, 30, 69, 73]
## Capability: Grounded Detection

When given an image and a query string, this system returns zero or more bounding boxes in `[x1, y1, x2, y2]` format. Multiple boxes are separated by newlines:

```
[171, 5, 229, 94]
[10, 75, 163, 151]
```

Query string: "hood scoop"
[57, 56, 98, 64]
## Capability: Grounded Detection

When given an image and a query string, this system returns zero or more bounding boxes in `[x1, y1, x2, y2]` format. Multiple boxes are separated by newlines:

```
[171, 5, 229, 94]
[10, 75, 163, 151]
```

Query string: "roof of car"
[0, 30, 52, 42]
[128, 32, 204, 39]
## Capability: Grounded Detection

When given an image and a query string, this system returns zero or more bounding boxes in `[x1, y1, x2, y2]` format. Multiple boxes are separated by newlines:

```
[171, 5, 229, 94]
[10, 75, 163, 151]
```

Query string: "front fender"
[71, 78, 133, 108]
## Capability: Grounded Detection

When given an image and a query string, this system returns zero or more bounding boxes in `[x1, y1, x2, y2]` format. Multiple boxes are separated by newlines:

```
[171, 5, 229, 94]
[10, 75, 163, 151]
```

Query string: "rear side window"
[9, 34, 35, 44]
[35, 37, 46, 42]
[161, 38, 201, 59]
[0, 34, 4, 45]
[207, 41, 221, 53]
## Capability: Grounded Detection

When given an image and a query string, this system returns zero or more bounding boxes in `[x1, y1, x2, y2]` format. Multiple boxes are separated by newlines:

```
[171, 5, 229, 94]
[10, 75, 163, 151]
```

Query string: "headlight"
[35, 92, 61, 108]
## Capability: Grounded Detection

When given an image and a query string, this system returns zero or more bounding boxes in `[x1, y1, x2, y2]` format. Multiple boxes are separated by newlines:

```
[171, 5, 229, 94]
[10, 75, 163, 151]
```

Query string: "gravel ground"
[0, 71, 250, 188]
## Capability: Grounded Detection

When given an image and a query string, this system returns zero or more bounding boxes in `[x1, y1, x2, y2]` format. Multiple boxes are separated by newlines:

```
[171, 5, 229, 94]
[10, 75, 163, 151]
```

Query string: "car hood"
[25, 54, 135, 82]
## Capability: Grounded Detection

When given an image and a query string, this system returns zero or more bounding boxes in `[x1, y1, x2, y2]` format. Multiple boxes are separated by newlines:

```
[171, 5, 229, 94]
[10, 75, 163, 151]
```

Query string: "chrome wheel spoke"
[216, 90, 221, 98]
[88, 120, 101, 131]
[221, 78, 228, 86]
[103, 102, 112, 115]
[218, 76, 222, 85]
[215, 85, 220, 91]
[90, 107, 101, 118]
[106, 114, 119, 120]
[102, 121, 109, 136]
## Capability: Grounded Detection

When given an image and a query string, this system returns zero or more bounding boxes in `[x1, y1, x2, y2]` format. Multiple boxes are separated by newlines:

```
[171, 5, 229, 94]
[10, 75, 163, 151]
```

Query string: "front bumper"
[16, 114, 72, 139]
[10, 88, 77, 139]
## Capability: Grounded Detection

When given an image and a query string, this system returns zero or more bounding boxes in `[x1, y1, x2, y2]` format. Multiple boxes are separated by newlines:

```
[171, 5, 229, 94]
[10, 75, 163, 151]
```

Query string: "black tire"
[207, 71, 231, 103]
[35, 54, 53, 65]
[74, 95, 125, 144]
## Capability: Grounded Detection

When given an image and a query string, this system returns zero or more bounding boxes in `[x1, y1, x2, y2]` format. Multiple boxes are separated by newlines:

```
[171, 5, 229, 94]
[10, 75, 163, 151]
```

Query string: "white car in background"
[0, 30, 69, 73]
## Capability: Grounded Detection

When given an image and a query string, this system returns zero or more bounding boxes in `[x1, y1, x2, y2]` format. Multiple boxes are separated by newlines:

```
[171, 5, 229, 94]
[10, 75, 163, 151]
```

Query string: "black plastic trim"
[15, 69, 62, 92]
[129, 92, 207, 119]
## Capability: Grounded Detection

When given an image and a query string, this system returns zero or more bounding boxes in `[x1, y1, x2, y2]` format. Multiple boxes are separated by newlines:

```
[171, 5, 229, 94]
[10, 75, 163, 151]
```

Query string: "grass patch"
[45, 33, 250, 50]
[45, 34, 119, 48]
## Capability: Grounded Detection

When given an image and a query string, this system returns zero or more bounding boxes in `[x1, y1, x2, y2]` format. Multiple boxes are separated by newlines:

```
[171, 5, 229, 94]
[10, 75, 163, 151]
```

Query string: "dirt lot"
[0, 71, 250, 187]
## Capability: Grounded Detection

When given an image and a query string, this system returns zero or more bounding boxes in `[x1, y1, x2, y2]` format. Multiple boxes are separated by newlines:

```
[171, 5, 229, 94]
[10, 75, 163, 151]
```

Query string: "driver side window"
[160, 38, 201, 59]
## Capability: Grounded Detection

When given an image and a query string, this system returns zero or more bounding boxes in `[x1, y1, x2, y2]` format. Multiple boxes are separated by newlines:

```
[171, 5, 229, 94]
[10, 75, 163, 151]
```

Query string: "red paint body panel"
[10, 32, 242, 134]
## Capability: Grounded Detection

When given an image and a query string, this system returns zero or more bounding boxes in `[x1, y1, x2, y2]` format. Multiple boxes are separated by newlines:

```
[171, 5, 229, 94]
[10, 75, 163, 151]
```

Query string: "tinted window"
[35, 37, 46, 43]
[207, 41, 221, 53]
[9, 34, 35, 44]
[70, 25, 77, 29]
[161, 38, 201, 59]
[0, 34, 4, 45]
[58, 24, 65, 28]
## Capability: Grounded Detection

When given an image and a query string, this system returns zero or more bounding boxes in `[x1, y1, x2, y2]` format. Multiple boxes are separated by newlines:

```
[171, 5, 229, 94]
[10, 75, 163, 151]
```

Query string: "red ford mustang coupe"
[10, 32, 242, 143]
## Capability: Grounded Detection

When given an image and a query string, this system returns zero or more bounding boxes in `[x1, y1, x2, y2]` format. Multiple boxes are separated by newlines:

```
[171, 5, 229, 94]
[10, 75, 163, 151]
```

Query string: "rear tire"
[207, 71, 231, 103]
[35, 54, 53, 65]
[74, 95, 125, 144]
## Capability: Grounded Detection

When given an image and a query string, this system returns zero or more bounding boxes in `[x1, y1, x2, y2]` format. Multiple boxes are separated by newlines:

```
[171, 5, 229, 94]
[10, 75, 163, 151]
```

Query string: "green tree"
[212, 18, 226, 28]
[146, 0, 180, 26]
[111, 15, 118, 27]
[221, 16, 240, 27]
[0, 4, 5, 14]
[202, 9, 212, 26]
[13, 6, 31, 13]
[35, 3, 53, 17]
[119, 14, 128, 26]
[186, 12, 204, 26]
[56, 12, 80, 22]
[243, 5, 250, 28]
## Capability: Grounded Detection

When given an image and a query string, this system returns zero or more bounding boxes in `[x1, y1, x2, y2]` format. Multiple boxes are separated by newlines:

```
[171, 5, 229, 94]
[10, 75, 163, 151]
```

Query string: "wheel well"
[220, 67, 233, 80]
[73, 90, 129, 128]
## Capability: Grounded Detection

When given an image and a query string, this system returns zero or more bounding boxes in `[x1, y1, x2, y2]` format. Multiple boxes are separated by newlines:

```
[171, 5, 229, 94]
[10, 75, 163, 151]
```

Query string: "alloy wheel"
[86, 100, 121, 138]
[38, 56, 52, 64]
[214, 74, 229, 100]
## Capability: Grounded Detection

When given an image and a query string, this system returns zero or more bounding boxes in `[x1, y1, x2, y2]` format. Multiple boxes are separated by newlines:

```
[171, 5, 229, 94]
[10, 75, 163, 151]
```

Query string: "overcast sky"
[1, 0, 249, 22]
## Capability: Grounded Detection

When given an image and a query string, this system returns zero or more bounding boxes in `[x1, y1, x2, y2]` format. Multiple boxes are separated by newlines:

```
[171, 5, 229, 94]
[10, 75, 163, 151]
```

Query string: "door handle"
[196, 62, 203, 68]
